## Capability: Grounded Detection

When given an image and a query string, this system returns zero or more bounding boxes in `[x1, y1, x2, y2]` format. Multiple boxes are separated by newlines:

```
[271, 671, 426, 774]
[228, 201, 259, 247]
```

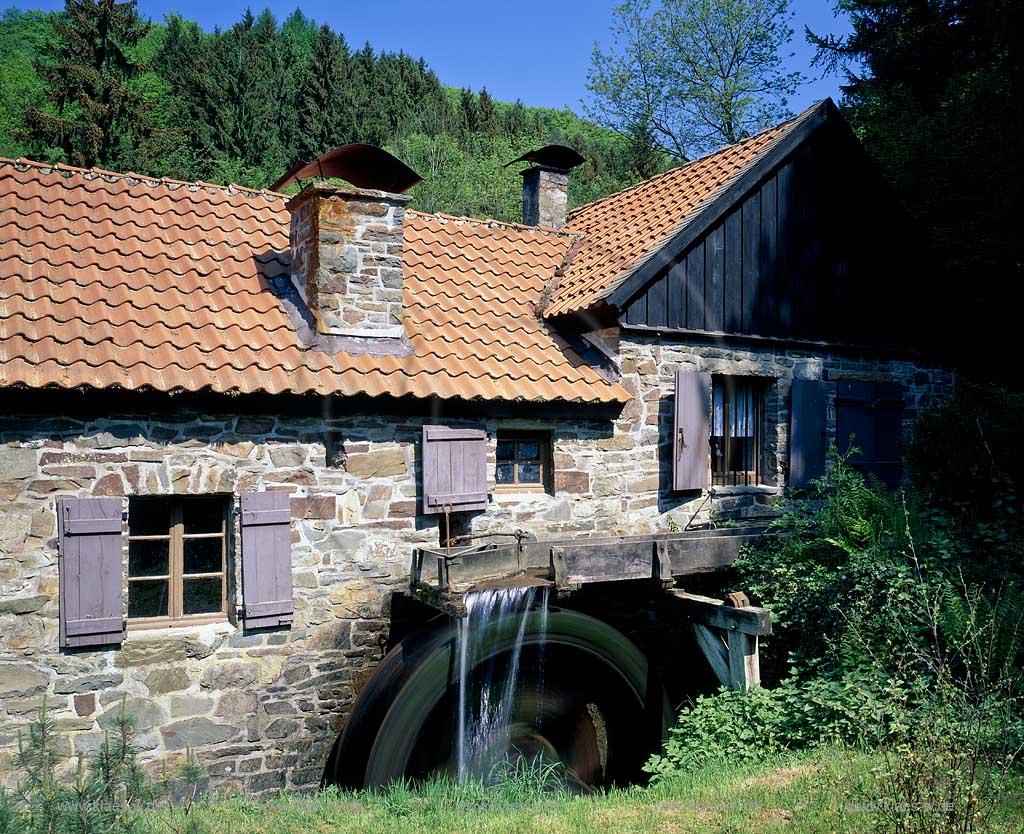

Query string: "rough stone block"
[145, 667, 191, 695]
[53, 672, 123, 695]
[161, 717, 237, 750]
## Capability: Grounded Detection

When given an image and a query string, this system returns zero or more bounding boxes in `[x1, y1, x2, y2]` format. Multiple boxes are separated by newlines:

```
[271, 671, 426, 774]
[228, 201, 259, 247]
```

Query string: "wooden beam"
[727, 630, 761, 692]
[692, 623, 730, 688]
[413, 527, 770, 593]
[683, 592, 768, 692]
[671, 591, 772, 635]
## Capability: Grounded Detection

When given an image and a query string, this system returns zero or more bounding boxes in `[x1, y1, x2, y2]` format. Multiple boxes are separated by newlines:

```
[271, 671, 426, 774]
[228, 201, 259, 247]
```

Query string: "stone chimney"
[521, 166, 569, 228]
[286, 182, 411, 350]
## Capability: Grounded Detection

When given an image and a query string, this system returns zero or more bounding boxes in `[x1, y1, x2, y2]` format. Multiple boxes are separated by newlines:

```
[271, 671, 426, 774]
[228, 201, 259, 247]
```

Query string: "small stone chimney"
[521, 166, 569, 228]
[286, 182, 411, 349]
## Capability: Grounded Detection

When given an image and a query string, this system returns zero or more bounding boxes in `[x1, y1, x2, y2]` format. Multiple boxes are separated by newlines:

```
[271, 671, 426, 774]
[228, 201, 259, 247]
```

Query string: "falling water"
[455, 585, 549, 782]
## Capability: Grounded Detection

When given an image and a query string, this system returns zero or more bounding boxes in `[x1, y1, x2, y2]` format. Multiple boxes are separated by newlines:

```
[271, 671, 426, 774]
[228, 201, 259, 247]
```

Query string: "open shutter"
[58, 498, 124, 649]
[836, 380, 904, 487]
[422, 426, 488, 514]
[789, 379, 829, 487]
[240, 491, 294, 629]
[673, 370, 711, 491]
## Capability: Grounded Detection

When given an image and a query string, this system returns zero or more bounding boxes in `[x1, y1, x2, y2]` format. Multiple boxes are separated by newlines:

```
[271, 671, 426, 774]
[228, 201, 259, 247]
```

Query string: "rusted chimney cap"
[272, 144, 423, 194]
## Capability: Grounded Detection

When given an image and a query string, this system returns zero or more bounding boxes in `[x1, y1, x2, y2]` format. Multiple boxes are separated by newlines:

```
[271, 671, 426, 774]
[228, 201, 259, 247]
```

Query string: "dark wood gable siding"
[621, 118, 911, 347]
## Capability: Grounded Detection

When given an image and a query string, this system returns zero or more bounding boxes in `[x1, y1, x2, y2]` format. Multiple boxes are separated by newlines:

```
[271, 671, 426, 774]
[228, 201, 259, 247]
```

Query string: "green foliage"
[586, 0, 803, 161]
[9, 698, 207, 834]
[906, 382, 1024, 581]
[651, 425, 1024, 807]
[25, 0, 155, 170]
[0, 4, 642, 219]
[0, 9, 51, 158]
[810, 1, 1024, 370]
[488, 756, 570, 802]
[644, 686, 788, 779]
[736, 449, 923, 683]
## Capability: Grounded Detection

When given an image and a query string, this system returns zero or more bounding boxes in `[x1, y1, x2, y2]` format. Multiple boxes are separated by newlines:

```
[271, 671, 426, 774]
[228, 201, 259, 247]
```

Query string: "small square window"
[495, 431, 552, 493]
[711, 377, 765, 486]
[127, 496, 229, 628]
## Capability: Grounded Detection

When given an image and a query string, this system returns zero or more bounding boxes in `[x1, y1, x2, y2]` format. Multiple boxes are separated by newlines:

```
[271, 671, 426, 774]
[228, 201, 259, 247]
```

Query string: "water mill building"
[0, 99, 952, 792]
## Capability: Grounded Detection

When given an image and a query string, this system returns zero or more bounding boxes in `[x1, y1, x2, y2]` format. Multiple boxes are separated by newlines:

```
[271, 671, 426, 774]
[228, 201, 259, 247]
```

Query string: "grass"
[147, 748, 1024, 834]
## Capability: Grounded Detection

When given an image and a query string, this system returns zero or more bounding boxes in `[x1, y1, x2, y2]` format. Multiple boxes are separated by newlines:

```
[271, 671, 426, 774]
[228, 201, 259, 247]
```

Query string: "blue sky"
[26, 0, 851, 113]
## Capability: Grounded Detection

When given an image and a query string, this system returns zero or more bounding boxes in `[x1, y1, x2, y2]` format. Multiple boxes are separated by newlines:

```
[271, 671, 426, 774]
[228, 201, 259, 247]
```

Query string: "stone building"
[0, 99, 951, 793]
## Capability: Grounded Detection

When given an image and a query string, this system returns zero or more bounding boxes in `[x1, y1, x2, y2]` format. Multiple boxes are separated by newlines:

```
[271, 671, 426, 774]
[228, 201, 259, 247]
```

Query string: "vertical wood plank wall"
[621, 122, 908, 345]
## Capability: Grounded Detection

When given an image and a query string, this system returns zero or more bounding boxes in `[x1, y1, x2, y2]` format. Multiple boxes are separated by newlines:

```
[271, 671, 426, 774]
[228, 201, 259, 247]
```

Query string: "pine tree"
[278, 9, 319, 164]
[458, 87, 478, 138]
[26, 0, 153, 168]
[504, 98, 531, 140]
[295, 23, 349, 162]
[477, 87, 501, 138]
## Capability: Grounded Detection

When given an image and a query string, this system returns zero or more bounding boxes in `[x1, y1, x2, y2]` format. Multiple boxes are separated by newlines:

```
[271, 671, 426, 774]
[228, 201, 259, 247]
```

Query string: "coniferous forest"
[0, 4, 654, 221]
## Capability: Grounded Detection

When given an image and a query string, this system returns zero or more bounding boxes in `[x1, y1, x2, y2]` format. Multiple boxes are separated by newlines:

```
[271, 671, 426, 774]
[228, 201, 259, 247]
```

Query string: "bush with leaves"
[734, 449, 927, 687]
[649, 440, 1024, 823]
[644, 685, 788, 780]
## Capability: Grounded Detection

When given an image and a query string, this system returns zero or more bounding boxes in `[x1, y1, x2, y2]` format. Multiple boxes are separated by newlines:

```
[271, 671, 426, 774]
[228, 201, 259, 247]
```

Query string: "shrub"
[643, 686, 787, 781]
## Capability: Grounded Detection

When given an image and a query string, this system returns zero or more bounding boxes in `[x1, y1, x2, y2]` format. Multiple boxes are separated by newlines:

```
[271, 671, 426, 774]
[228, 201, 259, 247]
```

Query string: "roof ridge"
[565, 100, 826, 221]
[0, 156, 291, 202]
[408, 208, 579, 240]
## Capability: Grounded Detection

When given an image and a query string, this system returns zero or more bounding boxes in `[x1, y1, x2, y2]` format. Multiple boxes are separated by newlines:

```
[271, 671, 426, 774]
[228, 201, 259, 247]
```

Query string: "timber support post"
[672, 590, 771, 693]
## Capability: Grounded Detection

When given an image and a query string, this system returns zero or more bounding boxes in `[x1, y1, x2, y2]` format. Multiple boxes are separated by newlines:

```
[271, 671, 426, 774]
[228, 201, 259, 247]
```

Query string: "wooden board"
[414, 527, 768, 593]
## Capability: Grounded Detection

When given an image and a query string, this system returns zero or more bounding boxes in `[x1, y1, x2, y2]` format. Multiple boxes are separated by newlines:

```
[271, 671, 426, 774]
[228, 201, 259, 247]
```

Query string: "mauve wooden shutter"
[240, 491, 294, 629]
[58, 497, 124, 649]
[673, 370, 711, 491]
[789, 379, 829, 487]
[422, 426, 488, 514]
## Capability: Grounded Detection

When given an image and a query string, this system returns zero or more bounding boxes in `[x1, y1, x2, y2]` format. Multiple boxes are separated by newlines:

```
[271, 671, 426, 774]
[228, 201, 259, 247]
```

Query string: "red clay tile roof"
[0, 159, 626, 404]
[546, 103, 822, 318]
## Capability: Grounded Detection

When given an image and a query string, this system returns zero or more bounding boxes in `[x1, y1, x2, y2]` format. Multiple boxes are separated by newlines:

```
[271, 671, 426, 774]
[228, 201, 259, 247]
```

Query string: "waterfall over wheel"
[324, 590, 672, 790]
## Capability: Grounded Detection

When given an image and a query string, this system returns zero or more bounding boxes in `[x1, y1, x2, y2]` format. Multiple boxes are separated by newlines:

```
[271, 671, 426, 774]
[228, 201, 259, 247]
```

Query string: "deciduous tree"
[586, 0, 803, 161]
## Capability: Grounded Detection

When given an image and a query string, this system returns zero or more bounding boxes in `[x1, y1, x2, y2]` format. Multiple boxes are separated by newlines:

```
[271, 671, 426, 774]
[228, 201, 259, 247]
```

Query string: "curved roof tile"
[0, 158, 627, 405]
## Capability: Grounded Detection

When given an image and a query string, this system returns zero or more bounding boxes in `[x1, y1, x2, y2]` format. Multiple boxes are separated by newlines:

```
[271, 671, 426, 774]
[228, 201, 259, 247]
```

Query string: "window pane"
[183, 496, 224, 534]
[184, 537, 222, 574]
[183, 578, 223, 615]
[496, 463, 514, 484]
[128, 539, 169, 577]
[496, 441, 515, 462]
[516, 441, 540, 461]
[128, 580, 168, 619]
[519, 463, 541, 483]
[128, 498, 170, 536]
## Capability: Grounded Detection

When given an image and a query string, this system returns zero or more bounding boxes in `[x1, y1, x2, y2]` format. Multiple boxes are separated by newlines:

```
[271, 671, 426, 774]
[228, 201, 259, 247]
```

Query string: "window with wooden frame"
[710, 376, 765, 487]
[495, 431, 552, 493]
[127, 496, 229, 628]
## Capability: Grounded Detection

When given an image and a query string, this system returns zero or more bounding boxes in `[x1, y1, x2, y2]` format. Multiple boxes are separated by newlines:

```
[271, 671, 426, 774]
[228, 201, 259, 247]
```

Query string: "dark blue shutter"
[789, 379, 828, 487]
[240, 491, 294, 629]
[673, 370, 711, 491]
[58, 498, 124, 648]
[836, 380, 904, 487]
[422, 426, 488, 514]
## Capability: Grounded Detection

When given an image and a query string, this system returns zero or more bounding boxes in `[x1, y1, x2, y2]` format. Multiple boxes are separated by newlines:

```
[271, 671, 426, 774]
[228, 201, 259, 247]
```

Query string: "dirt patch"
[758, 807, 793, 823]
[738, 764, 814, 791]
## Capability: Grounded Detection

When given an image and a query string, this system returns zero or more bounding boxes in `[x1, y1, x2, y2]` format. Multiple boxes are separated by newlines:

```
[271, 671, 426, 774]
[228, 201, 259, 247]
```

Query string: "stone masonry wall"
[0, 338, 952, 795]
[521, 167, 569, 228]
[287, 183, 409, 339]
